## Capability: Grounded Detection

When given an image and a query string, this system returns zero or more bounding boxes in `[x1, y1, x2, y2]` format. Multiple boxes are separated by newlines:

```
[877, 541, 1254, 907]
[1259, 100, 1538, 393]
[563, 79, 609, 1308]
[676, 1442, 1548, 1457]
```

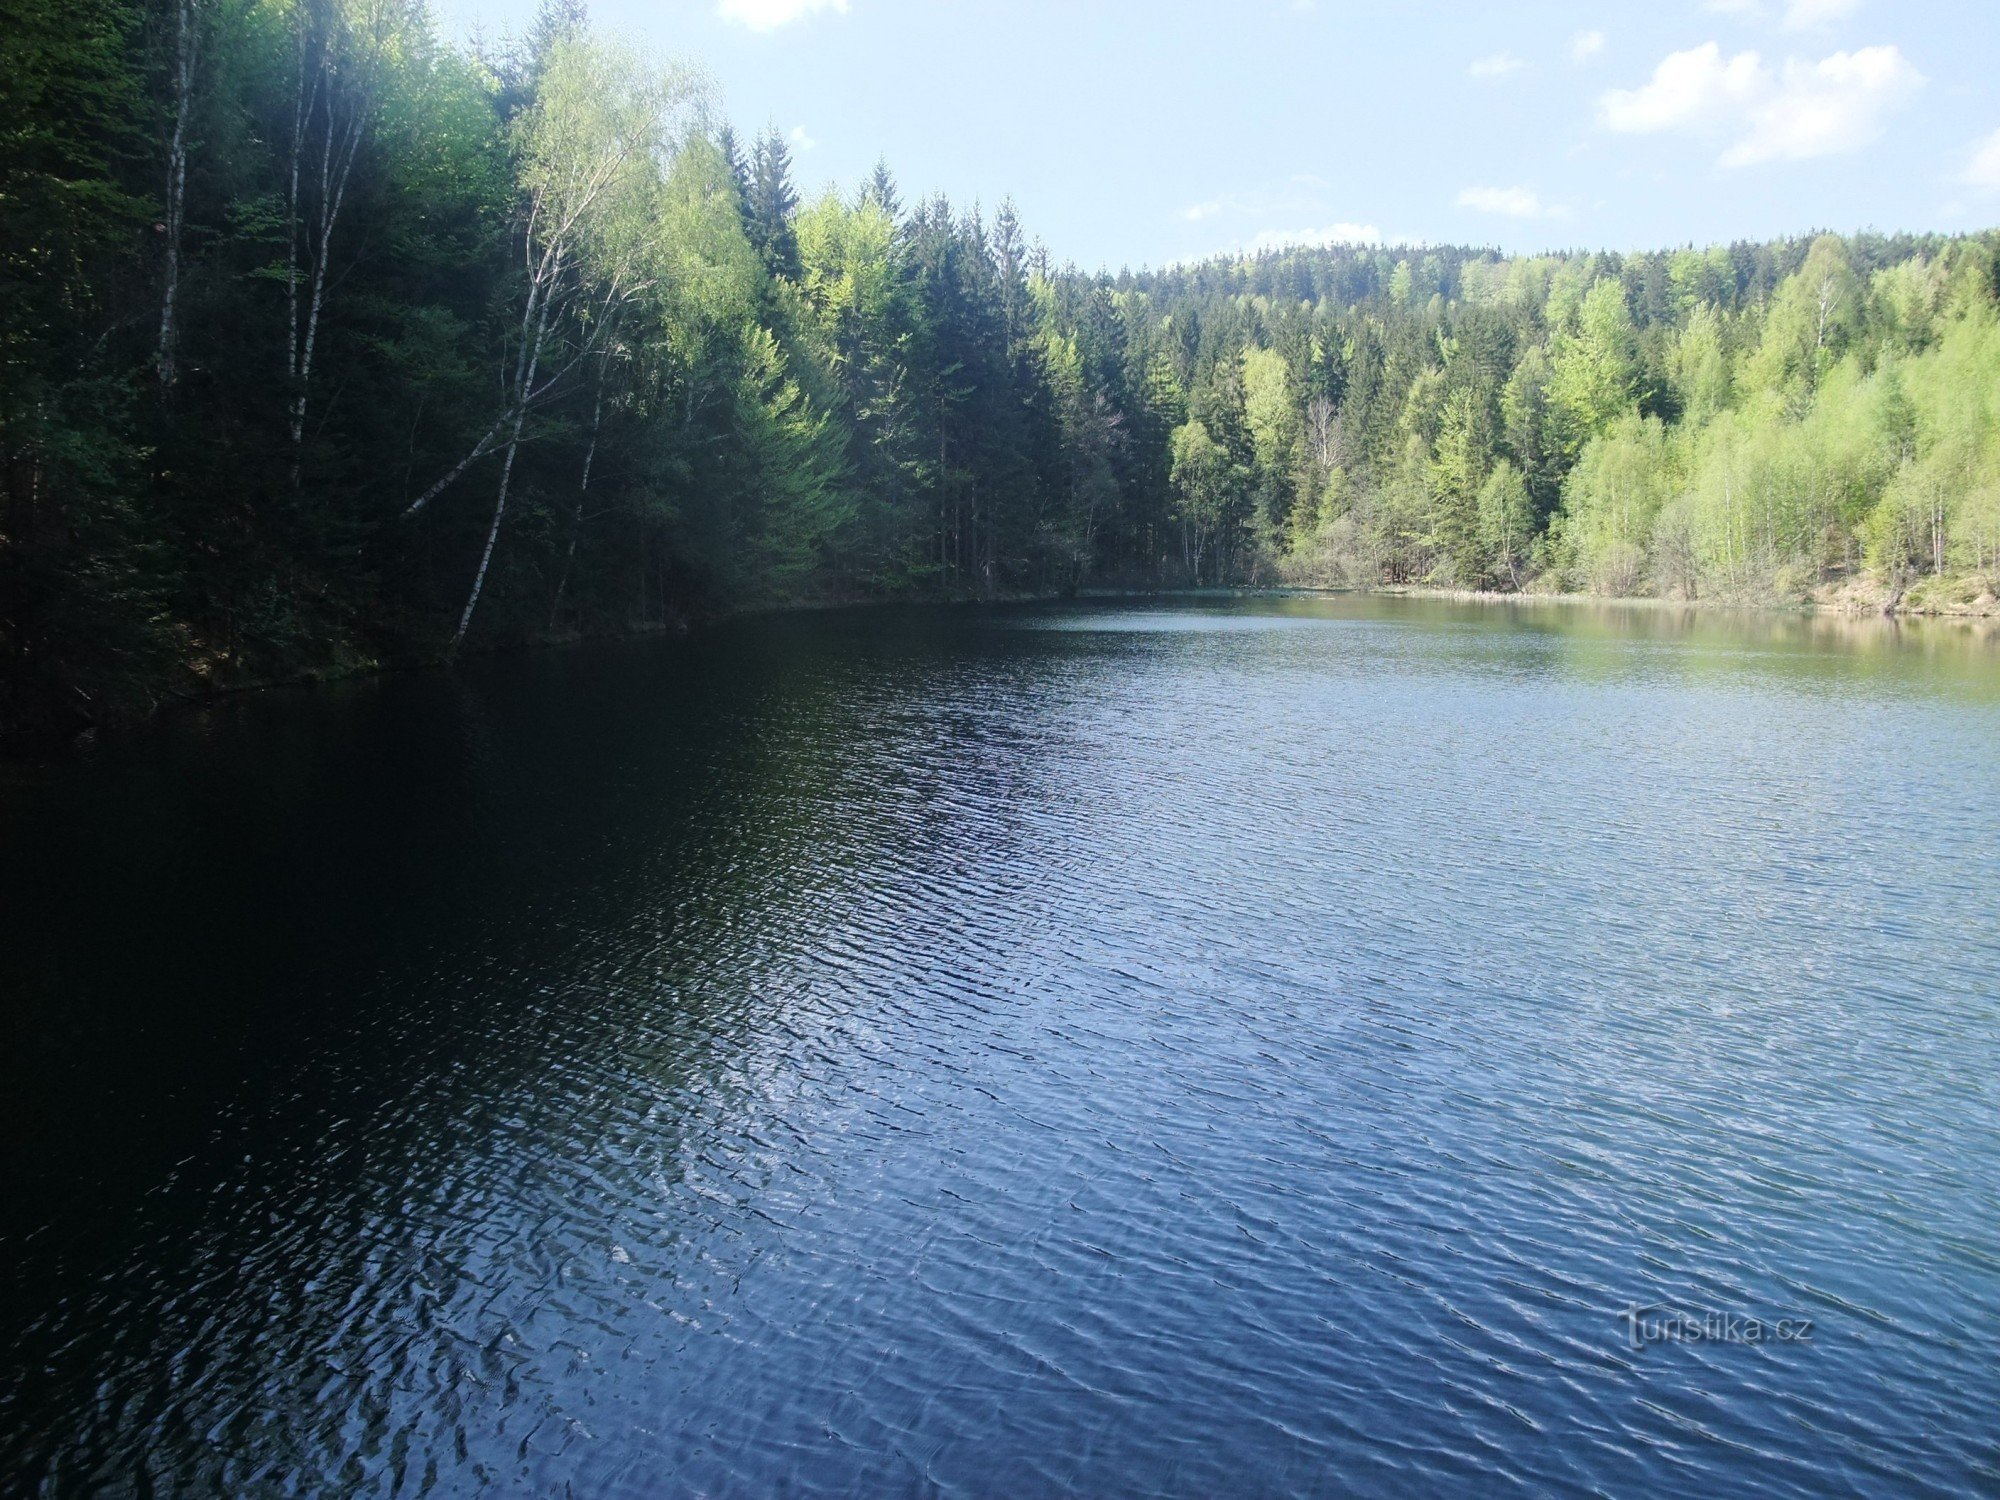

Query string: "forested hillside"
[5, 0, 2000, 733]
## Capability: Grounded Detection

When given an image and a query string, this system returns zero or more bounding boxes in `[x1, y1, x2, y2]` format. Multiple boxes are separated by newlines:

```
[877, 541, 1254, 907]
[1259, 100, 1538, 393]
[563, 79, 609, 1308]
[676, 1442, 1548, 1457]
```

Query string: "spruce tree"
[992, 199, 1031, 347]
[748, 127, 801, 282]
[863, 157, 900, 221]
[716, 123, 753, 234]
[527, 0, 588, 66]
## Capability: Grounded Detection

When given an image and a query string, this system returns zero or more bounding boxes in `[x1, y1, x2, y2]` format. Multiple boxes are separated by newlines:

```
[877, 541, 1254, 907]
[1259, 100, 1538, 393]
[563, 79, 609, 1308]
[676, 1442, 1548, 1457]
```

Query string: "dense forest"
[6, 0, 2000, 734]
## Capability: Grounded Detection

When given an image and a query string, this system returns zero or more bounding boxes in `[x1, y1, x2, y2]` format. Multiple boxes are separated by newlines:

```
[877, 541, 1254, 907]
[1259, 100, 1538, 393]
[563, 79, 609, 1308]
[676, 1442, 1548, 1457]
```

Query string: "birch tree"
[404, 36, 698, 654]
[1169, 419, 1232, 585]
[284, 0, 407, 480]
[546, 340, 612, 630]
[157, 0, 200, 390]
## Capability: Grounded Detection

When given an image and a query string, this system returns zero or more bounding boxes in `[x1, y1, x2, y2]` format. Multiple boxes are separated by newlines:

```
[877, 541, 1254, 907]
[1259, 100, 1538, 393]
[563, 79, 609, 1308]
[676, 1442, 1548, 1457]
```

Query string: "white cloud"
[1963, 128, 2000, 193]
[717, 0, 848, 33]
[1571, 31, 1607, 65]
[1600, 43, 1765, 133]
[1181, 179, 1336, 226]
[1244, 223, 1383, 253]
[1722, 46, 1924, 166]
[1456, 186, 1568, 219]
[1783, 0, 1860, 29]
[1600, 41, 1921, 167]
[1699, 0, 1861, 24]
[1468, 51, 1527, 79]
[788, 124, 817, 151]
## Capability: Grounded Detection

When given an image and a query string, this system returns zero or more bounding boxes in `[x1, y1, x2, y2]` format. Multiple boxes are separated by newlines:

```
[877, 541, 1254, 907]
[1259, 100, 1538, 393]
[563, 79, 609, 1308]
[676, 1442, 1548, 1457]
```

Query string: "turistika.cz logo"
[1621, 1305, 1815, 1350]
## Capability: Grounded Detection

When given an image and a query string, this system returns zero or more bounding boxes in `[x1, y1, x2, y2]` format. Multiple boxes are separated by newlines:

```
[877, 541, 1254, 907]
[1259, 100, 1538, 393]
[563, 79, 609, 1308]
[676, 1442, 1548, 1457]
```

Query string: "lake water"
[3, 595, 1999, 1497]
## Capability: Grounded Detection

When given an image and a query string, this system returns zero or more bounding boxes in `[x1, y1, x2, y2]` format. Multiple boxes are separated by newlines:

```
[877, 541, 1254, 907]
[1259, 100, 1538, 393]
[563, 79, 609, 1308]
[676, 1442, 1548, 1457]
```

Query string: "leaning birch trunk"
[401, 410, 513, 519]
[286, 2, 314, 405]
[450, 402, 531, 656]
[450, 263, 556, 655]
[287, 0, 382, 485]
[290, 107, 357, 479]
[548, 358, 607, 630]
[158, 0, 197, 391]
[293, 92, 370, 458]
[425, 36, 693, 652]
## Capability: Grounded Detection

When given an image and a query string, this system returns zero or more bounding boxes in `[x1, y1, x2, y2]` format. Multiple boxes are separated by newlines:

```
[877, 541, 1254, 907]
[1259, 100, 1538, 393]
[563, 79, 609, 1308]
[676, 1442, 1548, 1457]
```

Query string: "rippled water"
[3, 595, 2000, 1497]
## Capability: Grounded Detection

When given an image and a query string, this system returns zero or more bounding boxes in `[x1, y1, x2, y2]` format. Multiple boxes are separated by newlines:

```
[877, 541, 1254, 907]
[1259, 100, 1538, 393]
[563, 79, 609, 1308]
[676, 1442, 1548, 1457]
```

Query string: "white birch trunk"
[287, 0, 380, 484]
[549, 359, 607, 630]
[158, 0, 198, 391]
[450, 263, 556, 654]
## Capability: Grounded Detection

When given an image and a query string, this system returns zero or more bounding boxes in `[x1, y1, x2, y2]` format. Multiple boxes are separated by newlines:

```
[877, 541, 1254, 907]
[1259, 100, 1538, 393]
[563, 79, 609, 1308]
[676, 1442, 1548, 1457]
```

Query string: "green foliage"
[4, 3, 1999, 733]
[746, 127, 801, 282]
[1548, 279, 1637, 457]
[1556, 413, 1673, 595]
[729, 327, 852, 588]
[1174, 227, 1999, 609]
[1476, 460, 1532, 589]
[1746, 235, 1862, 413]
[1168, 419, 1243, 584]
[0, 0, 163, 733]
[1670, 305, 1732, 426]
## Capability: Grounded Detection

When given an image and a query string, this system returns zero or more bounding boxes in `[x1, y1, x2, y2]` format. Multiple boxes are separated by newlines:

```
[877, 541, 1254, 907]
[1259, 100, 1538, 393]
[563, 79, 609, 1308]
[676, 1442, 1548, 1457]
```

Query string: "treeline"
[4, 1, 1999, 733]
[1141, 232, 2000, 606]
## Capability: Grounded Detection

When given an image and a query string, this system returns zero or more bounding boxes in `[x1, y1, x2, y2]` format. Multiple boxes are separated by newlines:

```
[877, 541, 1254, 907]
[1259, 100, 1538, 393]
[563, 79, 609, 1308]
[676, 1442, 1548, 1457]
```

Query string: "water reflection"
[3, 596, 1998, 1497]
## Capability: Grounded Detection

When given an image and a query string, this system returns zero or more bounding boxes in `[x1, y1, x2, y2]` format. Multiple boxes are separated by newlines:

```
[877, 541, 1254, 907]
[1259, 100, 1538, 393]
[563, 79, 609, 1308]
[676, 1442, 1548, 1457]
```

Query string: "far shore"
[1179, 579, 2000, 622]
[10, 578, 1997, 756]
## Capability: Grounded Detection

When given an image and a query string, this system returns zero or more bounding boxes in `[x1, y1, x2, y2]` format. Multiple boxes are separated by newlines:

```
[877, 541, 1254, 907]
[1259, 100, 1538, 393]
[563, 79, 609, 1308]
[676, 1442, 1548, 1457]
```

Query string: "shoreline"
[8, 579, 1998, 757]
[1271, 580, 2000, 620]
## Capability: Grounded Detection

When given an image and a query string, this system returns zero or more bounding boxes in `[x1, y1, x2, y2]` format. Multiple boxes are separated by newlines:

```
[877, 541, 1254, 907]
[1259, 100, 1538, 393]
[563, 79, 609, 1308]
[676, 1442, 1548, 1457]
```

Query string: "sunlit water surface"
[3, 596, 1999, 1497]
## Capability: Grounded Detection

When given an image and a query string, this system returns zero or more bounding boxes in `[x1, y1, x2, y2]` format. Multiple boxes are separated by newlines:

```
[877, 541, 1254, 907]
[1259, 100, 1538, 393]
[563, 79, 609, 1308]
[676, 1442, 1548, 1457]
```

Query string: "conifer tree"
[863, 157, 900, 221]
[748, 127, 801, 282]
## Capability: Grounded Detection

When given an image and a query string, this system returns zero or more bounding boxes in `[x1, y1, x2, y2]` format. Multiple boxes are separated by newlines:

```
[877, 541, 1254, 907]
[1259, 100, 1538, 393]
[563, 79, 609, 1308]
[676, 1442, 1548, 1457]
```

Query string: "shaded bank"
[12, 580, 2000, 756]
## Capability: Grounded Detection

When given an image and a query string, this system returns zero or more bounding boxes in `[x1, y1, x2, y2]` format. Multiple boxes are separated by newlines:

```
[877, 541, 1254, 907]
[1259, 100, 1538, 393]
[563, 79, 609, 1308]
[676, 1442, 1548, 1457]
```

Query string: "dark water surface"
[3, 595, 1999, 1497]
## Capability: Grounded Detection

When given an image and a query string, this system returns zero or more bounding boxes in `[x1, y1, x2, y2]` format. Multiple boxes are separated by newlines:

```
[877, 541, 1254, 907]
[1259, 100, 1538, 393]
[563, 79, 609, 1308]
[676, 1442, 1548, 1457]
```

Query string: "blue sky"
[434, 0, 2000, 271]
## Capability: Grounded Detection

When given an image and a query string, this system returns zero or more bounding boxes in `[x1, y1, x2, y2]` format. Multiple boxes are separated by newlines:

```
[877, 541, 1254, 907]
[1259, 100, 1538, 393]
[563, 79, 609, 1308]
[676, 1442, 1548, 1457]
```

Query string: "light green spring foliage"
[1556, 413, 1673, 596]
[1242, 347, 1299, 483]
[732, 325, 852, 586]
[1862, 310, 2000, 582]
[1169, 419, 1238, 584]
[1476, 461, 1533, 588]
[1548, 280, 1638, 460]
[1265, 231, 2000, 604]
[653, 138, 763, 341]
[1564, 255, 2000, 601]
[7, 0, 2000, 728]
[517, 37, 700, 284]
[796, 191, 899, 346]
[1242, 346, 1300, 545]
